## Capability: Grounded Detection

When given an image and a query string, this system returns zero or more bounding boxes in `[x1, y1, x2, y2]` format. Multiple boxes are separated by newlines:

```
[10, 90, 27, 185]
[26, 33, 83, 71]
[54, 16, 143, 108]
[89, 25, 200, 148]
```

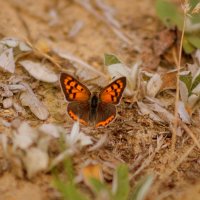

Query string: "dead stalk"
[180, 121, 200, 149]
[164, 143, 195, 178]
[74, 0, 133, 46]
[172, 5, 186, 152]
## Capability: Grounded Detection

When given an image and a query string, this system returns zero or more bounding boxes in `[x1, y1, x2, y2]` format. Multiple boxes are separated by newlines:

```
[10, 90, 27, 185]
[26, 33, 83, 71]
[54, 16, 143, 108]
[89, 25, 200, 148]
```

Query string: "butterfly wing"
[67, 102, 90, 125]
[95, 102, 116, 127]
[99, 77, 126, 104]
[60, 73, 91, 102]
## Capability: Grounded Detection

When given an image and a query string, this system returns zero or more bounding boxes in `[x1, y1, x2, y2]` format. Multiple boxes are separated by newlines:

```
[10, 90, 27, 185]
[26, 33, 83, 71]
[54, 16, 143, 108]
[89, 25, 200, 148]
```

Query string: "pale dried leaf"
[147, 74, 162, 97]
[192, 68, 200, 83]
[0, 48, 15, 73]
[187, 64, 198, 77]
[146, 96, 170, 108]
[192, 83, 200, 94]
[68, 20, 84, 38]
[66, 122, 80, 145]
[137, 101, 163, 122]
[107, 63, 130, 79]
[20, 83, 49, 120]
[130, 61, 140, 90]
[23, 147, 49, 178]
[107, 62, 140, 96]
[188, 94, 199, 108]
[149, 103, 174, 123]
[8, 84, 26, 92]
[19, 60, 58, 83]
[1, 37, 18, 47]
[19, 41, 32, 52]
[178, 101, 191, 124]
[188, 83, 200, 107]
[1, 37, 32, 52]
[39, 124, 63, 138]
[13, 122, 38, 150]
[13, 102, 26, 114]
[66, 122, 93, 147]
[78, 132, 93, 146]
[179, 80, 189, 103]
[37, 136, 51, 152]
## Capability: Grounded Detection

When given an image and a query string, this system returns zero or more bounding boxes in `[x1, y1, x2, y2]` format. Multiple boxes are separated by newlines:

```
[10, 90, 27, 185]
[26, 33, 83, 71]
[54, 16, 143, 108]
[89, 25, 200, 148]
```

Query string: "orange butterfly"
[60, 73, 126, 127]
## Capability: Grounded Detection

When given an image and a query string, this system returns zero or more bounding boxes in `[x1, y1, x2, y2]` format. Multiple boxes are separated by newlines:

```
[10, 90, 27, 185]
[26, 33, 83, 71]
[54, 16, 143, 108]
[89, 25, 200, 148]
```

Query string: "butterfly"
[60, 73, 126, 127]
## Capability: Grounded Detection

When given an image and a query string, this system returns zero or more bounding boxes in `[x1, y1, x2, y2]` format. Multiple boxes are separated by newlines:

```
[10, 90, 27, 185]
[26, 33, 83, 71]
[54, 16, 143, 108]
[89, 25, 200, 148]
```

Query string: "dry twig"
[74, 0, 133, 46]
[172, 3, 187, 152]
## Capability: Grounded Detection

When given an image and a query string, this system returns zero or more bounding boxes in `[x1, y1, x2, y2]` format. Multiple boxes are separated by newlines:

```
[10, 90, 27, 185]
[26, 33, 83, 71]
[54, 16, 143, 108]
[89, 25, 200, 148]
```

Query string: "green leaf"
[52, 155, 89, 200]
[63, 157, 75, 183]
[189, 0, 200, 10]
[189, 0, 200, 24]
[104, 54, 121, 66]
[180, 72, 192, 93]
[129, 174, 154, 200]
[190, 15, 200, 24]
[89, 178, 110, 195]
[183, 36, 196, 54]
[187, 34, 200, 49]
[155, 0, 183, 29]
[191, 73, 200, 91]
[53, 176, 69, 198]
[54, 177, 90, 200]
[112, 164, 129, 200]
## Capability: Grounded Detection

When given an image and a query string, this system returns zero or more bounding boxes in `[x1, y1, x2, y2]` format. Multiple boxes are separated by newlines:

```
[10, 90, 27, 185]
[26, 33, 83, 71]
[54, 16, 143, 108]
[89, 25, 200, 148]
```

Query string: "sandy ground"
[0, 0, 200, 200]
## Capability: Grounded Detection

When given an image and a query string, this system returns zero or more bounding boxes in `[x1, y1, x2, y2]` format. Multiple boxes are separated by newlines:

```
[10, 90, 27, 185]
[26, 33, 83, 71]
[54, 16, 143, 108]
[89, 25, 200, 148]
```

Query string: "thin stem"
[171, 8, 186, 152]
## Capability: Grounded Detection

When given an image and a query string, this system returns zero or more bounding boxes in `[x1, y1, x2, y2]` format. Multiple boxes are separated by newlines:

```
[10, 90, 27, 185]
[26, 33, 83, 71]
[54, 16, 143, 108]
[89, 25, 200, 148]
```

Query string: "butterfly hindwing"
[67, 102, 90, 125]
[99, 77, 126, 104]
[95, 102, 116, 127]
[60, 73, 91, 102]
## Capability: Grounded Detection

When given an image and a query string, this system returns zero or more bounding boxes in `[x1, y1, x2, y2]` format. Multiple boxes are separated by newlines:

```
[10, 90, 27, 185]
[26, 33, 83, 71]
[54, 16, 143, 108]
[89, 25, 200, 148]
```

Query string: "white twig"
[74, 0, 133, 46]
[54, 48, 108, 79]
[48, 148, 75, 170]
[88, 133, 107, 151]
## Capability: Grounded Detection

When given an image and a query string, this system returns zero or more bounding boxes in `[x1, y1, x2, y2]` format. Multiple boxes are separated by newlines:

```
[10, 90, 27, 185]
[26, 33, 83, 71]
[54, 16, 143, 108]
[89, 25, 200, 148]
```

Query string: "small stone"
[3, 97, 13, 109]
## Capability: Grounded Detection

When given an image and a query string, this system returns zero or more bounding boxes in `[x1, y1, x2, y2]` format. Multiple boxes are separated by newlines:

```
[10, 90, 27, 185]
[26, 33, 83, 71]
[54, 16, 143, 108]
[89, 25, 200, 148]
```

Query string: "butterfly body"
[89, 93, 99, 123]
[60, 73, 126, 127]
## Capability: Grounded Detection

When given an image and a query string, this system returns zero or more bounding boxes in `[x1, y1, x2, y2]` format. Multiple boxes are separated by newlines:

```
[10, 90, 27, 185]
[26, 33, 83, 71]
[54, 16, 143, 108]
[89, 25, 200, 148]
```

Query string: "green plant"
[156, 0, 200, 54]
[53, 156, 154, 200]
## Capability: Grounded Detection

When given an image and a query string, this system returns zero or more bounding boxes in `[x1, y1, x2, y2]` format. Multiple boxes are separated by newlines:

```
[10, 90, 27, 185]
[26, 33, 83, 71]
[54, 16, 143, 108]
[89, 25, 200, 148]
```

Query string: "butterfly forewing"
[60, 73, 91, 102]
[99, 77, 126, 104]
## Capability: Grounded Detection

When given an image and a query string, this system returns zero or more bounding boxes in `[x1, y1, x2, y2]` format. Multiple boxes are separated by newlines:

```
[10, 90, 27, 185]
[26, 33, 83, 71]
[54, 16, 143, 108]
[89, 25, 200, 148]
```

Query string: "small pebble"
[3, 97, 13, 109]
